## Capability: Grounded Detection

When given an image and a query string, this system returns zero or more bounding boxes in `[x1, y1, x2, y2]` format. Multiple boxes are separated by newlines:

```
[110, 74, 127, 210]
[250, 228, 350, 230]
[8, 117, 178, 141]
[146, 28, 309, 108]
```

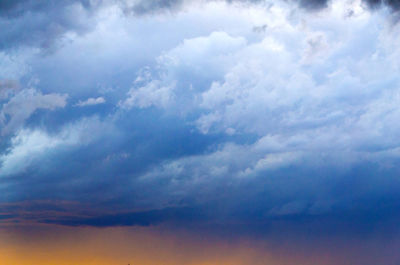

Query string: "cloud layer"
[1, 1, 400, 246]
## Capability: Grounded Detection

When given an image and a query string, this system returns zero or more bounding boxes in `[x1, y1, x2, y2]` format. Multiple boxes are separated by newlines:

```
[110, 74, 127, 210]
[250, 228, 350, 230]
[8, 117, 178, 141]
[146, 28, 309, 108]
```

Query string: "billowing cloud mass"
[2, 1, 400, 262]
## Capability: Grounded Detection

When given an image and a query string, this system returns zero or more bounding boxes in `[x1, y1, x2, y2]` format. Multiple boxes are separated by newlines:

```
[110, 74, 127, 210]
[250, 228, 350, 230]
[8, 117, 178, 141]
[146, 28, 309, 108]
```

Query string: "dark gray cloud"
[1, 0, 400, 52]
[0, 0, 188, 51]
[120, 0, 184, 15]
[272, 0, 400, 11]
[288, 0, 400, 11]
[0, 0, 96, 17]
[296, 0, 329, 9]
[129, 0, 400, 12]
[364, 0, 400, 10]
[41, 207, 206, 227]
[0, 0, 99, 51]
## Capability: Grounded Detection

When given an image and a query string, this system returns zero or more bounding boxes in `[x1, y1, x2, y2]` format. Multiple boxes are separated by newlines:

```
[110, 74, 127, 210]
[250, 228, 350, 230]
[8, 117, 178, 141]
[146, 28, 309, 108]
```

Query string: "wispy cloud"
[75, 97, 105, 107]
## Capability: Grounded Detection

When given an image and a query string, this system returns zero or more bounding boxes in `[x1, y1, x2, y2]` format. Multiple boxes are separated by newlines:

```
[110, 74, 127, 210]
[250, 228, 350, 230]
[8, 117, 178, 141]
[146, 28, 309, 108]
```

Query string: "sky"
[1, 0, 400, 264]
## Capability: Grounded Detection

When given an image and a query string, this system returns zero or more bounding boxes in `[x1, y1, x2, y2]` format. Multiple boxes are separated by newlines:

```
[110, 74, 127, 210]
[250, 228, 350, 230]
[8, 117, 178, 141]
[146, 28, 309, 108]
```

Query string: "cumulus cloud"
[104, 0, 400, 216]
[120, 77, 175, 109]
[127, 0, 400, 152]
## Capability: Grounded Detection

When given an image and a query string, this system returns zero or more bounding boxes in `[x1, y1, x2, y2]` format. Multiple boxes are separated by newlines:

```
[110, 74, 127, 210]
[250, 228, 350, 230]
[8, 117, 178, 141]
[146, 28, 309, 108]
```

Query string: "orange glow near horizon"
[0, 225, 287, 265]
[0, 224, 398, 265]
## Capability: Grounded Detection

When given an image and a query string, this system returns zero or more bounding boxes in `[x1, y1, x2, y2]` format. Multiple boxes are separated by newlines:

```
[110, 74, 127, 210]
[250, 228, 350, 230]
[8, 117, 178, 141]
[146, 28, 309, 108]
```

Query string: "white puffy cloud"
[123, 0, 400, 157]
[109, 0, 400, 213]
[120, 31, 247, 110]
[120, 78, 175, 109]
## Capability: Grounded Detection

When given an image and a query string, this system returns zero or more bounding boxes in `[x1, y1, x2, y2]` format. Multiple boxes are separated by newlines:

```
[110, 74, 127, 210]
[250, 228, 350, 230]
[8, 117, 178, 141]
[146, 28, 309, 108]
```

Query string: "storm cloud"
[2, 1, 400, 253]
[2, 0, 400, 51]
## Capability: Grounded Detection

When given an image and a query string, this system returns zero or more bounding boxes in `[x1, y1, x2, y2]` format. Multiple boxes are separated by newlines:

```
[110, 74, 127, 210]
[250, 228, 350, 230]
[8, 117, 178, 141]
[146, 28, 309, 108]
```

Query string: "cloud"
[1, 0, 399, 53]
[0, 129, 68, 177]
[120, 31, 247, 112]
[2, 0, 400, 233]
[104, 1, 400, 219]
[0, 116, 113, 177]
[120, 77, 175, 109]
[118, 0, 400, 15]
[119, 0, 185, 15]
[0, 88, 67, 135]
[75, 97, 106, 107]
[363, 0, 400, 11]
[0, 0, 100, 51]
[0, 80, 19, 99]
[42, 206, 205, 227]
